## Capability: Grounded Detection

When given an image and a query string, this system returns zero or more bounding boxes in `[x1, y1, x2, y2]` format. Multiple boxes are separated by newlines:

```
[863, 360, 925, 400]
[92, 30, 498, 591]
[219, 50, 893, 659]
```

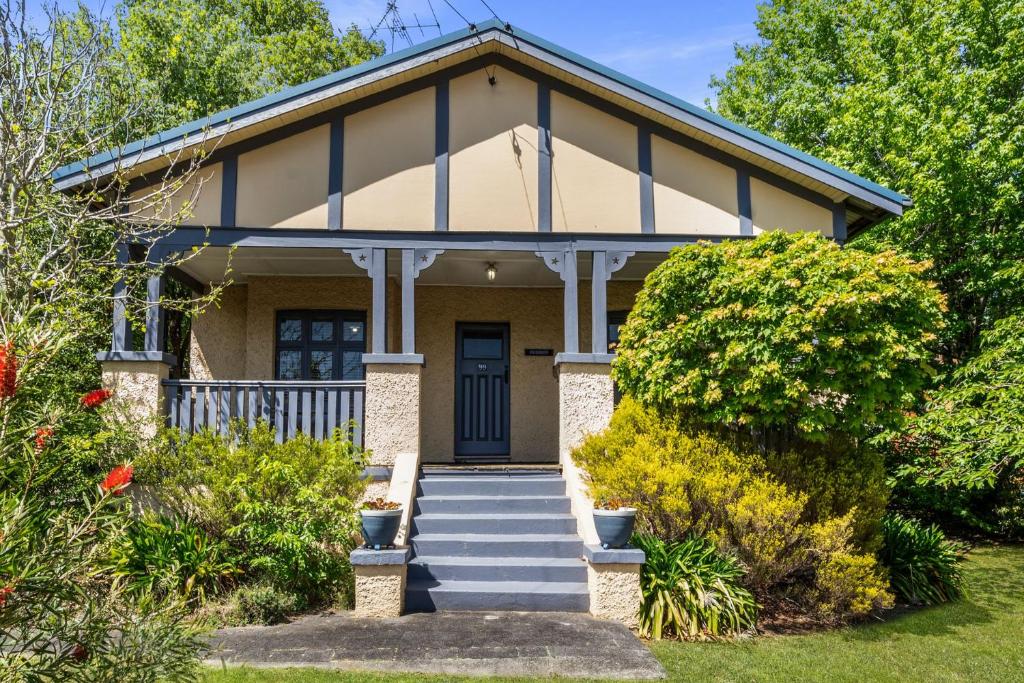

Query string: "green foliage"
[633, 533, 757, 640]
[109, 513, 241, 604]
[614, 232, 945, 441]
[229, 583, 300, 625]
[904, 313, 1024, 490]
[136, 421, 367, 607]
[880, 513, 967, 605]
[711, 0, 1024, 363]
[806, 514, 894, 619]
[117, 0, 386, 128]
[575, 398, 892, 620]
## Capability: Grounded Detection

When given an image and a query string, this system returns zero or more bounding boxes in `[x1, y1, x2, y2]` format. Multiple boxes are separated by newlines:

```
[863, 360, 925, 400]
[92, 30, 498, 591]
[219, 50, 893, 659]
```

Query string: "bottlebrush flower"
[100, 464, 133, 494]
[80, 389, 113, 409]
[34, 427, 53, 452]
[0, 586, 13, 608]
[0, 343, 16, 399]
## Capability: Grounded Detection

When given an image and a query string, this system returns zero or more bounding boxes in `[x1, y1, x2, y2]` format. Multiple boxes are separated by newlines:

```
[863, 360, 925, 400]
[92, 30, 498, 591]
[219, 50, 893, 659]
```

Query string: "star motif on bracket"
[551, 257, 559, 266]
[611, 257, 620, 265]
[420, 254, 428, 262]
[358, 254, 367, 262]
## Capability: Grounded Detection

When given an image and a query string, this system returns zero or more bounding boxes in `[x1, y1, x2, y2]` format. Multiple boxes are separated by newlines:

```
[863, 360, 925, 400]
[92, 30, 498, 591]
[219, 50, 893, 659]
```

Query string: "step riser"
[407, 562, 588, 583]
[417, 480, 566, 497]
[412, 517, 578, 535]
[405, 590, 589, 613]
[411, 538, 584, 559]
[415, 498, 572, 514]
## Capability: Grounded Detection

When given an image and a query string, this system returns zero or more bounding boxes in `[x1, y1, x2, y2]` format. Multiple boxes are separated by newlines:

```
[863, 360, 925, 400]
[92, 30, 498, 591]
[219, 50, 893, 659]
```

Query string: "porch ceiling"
[175, 246, 667, 287]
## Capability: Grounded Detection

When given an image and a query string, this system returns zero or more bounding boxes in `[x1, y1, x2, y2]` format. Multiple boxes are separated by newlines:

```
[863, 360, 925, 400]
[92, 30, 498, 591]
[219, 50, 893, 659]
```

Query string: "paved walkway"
[205, 611, 666, 680]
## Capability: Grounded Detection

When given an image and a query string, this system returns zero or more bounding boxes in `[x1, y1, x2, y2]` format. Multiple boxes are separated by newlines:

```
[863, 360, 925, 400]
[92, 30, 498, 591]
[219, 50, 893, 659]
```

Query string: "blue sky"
[34, 0, 761, 107]
[326, 0, 761, 106]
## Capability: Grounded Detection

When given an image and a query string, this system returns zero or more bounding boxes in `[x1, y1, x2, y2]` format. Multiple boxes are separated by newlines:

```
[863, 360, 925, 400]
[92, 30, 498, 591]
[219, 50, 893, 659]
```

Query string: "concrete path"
[205, 611, 666, 680]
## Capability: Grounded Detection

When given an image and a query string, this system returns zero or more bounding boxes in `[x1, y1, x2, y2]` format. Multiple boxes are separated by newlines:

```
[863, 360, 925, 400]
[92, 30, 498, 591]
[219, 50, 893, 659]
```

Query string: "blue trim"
[537, 82, 552, 231]
[327, 118, 344, 230]
[53, 19, 908, 213]
[434, 80, 450, 231]
[220, 156, 238, 227]
[737, 168, 752, 235]
[96, 351, 177, 365]
[638, 127, 654, 233]
[833, 203, 848, 244]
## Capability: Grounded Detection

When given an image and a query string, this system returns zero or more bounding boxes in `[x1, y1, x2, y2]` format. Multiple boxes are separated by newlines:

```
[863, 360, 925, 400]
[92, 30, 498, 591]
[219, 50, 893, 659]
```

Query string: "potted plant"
[593, 497, 637, 549]
[360, 498, 403, 550]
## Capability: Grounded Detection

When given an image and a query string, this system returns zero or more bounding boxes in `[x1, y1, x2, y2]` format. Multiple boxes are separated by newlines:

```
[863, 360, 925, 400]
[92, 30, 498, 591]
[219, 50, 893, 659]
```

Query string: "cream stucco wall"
[449, 67, 539, 231]
[343, 88, 435, 230]
[236, 125, 330, 228]
[417, 285, 563, 463]
[129, 163, 223, 226]
[189, 284, 248, 380]
[751, 177, 833, 235]
[652, 136, 739, 234]
[550, 92, 640, 233]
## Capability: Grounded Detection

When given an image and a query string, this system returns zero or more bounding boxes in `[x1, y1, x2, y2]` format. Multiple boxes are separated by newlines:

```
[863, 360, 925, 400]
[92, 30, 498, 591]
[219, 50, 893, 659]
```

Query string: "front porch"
[103, 233, 672, 465]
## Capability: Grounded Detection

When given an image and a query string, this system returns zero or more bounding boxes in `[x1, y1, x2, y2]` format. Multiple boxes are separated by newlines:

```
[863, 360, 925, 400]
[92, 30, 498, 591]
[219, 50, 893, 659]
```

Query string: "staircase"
[405, 468, 590, 612]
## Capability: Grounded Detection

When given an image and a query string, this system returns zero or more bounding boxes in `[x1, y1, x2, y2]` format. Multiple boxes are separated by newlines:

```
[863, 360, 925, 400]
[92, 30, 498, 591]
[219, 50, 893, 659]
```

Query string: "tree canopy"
[711, 0, 1024, 363]
[117, 0, 385, 129]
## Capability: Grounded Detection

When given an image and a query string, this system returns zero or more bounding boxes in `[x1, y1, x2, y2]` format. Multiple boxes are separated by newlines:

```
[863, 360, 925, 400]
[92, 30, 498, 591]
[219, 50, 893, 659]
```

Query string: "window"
[275, 310, 366, 381]
[608, 310, 629, 354]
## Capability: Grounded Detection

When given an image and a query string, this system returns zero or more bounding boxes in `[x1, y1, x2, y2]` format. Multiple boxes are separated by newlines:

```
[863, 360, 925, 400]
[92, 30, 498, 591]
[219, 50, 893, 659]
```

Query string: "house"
[55, 20, 908, 624]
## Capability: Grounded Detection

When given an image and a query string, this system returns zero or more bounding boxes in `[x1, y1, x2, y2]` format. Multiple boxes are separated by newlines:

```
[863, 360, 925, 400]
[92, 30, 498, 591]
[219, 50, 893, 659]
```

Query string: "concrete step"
[410, 534, 585, 559]
[412, 513, 578, 536]
[408, 556, 588, 583]
[417, 476, 566, 497]
[405, 579, 590, 613]
[415, 495, 572, 514]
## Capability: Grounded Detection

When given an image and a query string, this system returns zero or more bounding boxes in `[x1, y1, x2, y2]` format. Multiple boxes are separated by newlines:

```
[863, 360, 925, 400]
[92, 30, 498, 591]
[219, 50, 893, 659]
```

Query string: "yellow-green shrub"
[574, 397, 893, 617]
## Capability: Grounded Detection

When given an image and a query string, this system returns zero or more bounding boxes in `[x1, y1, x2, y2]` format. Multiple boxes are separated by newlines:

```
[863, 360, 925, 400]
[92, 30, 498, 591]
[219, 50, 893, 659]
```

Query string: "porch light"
[486, 263, 497, 282]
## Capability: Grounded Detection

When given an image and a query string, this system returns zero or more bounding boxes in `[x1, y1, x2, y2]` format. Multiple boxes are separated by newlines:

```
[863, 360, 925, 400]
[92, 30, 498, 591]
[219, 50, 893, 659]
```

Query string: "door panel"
[455, 323, 511, 458]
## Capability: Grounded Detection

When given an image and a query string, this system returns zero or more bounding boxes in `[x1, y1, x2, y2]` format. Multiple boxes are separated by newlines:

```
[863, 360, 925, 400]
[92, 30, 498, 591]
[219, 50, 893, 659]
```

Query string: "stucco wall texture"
[354, 565, 407, 618]
[100, 360, 170, 439]
[557, 362, 615, 459]
[588, 563, 642, 629]
[364, 363, 421, 467]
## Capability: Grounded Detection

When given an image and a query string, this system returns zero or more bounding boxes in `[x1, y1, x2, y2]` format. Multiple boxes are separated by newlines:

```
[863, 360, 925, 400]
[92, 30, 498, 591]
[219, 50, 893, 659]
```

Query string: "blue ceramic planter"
[593, 508, 637, 549]
[361, 509, 402, 550]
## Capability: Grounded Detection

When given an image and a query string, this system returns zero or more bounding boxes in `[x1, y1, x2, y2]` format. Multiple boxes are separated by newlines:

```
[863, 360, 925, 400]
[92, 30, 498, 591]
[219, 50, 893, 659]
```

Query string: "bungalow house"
[55, 20, 908, 625]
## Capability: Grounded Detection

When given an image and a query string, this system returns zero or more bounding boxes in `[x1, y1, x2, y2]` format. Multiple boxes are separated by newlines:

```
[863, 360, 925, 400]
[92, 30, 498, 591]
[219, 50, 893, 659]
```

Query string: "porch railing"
[162, 380, 365, 446]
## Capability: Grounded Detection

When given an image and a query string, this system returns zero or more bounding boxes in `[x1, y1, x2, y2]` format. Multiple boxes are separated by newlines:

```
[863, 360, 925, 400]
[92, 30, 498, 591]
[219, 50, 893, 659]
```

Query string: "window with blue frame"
[275, 310, 367, 381]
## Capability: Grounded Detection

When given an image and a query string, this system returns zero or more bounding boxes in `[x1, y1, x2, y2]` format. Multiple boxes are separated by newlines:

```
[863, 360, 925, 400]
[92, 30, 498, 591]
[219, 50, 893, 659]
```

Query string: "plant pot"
[593, 508, 637, 549]
[360, 508, 403, 549]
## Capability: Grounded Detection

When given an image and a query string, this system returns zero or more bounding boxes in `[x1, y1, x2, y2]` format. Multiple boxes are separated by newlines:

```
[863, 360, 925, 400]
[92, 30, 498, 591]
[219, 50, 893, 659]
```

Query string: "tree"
[613, 232, 945, 442]
[117, 0, 385, 129]
[711, 0, 1024, 363]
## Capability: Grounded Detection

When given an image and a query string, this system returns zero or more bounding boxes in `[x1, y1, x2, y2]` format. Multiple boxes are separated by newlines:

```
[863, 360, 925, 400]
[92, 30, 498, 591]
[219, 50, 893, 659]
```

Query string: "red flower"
[0, 585, 13, 608]
[80, 389, 113, 409]
[34, 427, 53, 452]
[100, 464, 133, 494]
[0, 343, 16, 399]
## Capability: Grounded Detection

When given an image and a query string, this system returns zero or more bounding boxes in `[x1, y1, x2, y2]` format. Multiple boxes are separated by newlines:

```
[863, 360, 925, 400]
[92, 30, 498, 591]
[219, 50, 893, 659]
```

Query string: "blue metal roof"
[53, 19, 908, 210]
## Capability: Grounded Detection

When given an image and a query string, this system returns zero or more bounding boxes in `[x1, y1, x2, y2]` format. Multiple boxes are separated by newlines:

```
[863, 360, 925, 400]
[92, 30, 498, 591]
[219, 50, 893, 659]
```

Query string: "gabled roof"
[53, 19, 909, 217]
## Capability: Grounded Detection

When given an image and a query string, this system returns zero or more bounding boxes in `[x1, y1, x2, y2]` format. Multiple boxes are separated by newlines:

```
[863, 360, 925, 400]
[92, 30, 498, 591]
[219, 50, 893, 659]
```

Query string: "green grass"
[202, 545, 1024, 683]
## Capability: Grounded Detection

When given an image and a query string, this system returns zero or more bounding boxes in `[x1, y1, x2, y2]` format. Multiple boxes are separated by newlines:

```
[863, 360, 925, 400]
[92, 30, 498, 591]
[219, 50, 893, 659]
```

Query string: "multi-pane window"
[275, 310, 366, 381]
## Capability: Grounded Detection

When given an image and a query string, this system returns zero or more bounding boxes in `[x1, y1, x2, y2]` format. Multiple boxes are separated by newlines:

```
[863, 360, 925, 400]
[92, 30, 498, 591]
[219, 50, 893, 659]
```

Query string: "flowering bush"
[0, 317, 206, 680]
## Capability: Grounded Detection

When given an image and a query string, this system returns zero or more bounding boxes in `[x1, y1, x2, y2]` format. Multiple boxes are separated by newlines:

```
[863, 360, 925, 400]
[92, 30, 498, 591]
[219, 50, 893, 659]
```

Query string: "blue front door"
[454, 323, 511, 459]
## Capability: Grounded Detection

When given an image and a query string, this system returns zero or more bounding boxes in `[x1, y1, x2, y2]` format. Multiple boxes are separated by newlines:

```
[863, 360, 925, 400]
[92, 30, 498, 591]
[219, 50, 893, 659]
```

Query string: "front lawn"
[202, 545, 1024, 683]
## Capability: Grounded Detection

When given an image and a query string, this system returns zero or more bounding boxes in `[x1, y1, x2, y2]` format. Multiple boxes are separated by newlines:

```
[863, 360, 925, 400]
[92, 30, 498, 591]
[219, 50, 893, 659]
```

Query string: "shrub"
[613, 231, 945, 442]
[806, 514, 894, 619]
[136, 421, 367, 608]
[229, 584, 299, 625]
[633, 533, 757, 640]
[879, 513, 967, 605]
[109, 513, 240, 604]
[575, 398, 893, 621]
